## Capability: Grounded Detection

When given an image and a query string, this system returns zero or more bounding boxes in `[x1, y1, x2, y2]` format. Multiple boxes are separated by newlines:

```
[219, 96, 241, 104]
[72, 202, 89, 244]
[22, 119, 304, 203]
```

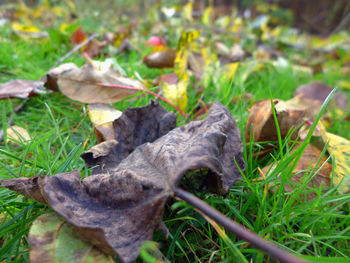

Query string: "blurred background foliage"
[1, 0, 349, 35]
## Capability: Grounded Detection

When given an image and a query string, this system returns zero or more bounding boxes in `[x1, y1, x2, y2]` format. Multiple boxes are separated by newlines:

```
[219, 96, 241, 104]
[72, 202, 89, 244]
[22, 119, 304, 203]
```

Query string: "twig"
[174, 188, 307, 263]
[95, 82, 187, 117]
[55, 34, 98, 66]
[0, 99, 28, 142]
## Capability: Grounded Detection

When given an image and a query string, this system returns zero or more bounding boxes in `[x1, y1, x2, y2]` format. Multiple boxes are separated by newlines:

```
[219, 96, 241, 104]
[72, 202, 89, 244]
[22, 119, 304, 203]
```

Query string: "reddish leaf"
[154, 73, 179, 86]
[0, 79, 45, 99]
[70, 26, 86, 44]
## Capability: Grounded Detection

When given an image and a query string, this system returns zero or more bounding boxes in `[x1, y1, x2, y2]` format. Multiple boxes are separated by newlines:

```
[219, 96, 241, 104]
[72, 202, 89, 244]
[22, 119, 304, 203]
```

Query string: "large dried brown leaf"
[0, 79, 45, 99]
[2, 102, 245, 263]
[44, 60, 144, 103]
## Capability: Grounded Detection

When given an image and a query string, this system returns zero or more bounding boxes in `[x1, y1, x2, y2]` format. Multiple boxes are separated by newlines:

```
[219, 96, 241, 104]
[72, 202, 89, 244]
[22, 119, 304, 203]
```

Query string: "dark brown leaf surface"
[143, 49, 176, 68]
[82, 100, 177, 172]
[2, 101, 244, 263]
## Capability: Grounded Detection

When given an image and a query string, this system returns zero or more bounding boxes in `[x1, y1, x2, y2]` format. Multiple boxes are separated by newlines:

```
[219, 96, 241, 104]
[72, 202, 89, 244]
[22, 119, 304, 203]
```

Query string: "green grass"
[1, 4, 350, 263]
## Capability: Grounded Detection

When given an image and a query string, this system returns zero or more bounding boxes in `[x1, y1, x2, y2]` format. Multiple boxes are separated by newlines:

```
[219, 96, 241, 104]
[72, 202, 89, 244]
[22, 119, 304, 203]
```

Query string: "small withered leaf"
[2, 101, 244, 263]
[81, 100, 177, 173]
[0, 79, 46, 99]
[29, 212, 114, 263]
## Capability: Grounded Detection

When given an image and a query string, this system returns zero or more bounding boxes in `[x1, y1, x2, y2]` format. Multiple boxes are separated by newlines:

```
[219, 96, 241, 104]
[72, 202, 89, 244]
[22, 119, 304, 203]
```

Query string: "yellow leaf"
[87, 104, 122, 142]
[66, 0, 76, 12]
[230, 17, 243, 33]
[319, 123, 350, 194]
[174, 48, 188, 78]
[51, 6, 66, 17]
[202, 7, 213, 26]
[182, 2, 193, 22]
[32, 6, 47, 19]
[87, 104, 122, 126]
[59, 23, 70, 31]
[6, 125, 31, 146]
[11, 22, 40, 33]
[177, 30, 200, 51]
[221, 62, 239, 80]
[338, 80, 350, 90]
[162, 77, 188, 112]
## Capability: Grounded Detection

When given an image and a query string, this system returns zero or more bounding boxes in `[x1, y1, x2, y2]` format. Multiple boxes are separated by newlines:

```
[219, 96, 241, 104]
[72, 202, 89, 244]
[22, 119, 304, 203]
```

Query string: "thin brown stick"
[174, 188, 307, 263]
[55, 34, 98, 66]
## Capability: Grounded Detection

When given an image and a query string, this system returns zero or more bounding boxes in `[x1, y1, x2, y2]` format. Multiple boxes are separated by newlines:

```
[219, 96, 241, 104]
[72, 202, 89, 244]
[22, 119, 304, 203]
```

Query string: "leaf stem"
[174, 188, 306, 263]
[94, 82, 187, 117]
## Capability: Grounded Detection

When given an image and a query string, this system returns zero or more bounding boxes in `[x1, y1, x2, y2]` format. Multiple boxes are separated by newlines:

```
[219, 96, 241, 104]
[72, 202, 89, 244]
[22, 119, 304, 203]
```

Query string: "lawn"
[0, 1, 349, 262]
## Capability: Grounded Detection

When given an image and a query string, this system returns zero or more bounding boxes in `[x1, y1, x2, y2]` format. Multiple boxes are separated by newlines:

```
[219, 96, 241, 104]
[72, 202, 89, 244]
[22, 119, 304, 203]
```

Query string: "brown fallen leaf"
[246, 95, 324, 143]
[87, 103, 122, 143]
[29, 212, 114, 263]
[232, 93, 254, 105]
[44, 60, 144, 103]
[261, 144, 331, 200]
[6, 125, 31, 146]
[154, 72, 179, 86]
[82, 100, 177, 172]
[70, 26, 86, 44]
[2, 102, 244, 263]
[0, 79, 46, 99]
[294, 82, 348, 110]
[143, 49, 176, 68]
[246, 99, 305, 142]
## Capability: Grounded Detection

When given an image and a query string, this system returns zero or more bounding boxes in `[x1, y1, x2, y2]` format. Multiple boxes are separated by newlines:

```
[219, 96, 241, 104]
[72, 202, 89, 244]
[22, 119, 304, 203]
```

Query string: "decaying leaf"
[154, 73, 178, 86]
[262, 144, 331, 200]
[6, 125, 31, 146]
[29, 212, 114, 263]
[319, 123, 350, 194]
[82, 100, 177, 172]
[44, 59, 144, 103]
[2, 101, 244, 263]
[0, 79, 46, 99]
[246, 99, 305, 142]
[70, 25, 86, 44]
[294, 82, 348, 110]
[143, 49, 176, 68]
[87, 104, 122, 143]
